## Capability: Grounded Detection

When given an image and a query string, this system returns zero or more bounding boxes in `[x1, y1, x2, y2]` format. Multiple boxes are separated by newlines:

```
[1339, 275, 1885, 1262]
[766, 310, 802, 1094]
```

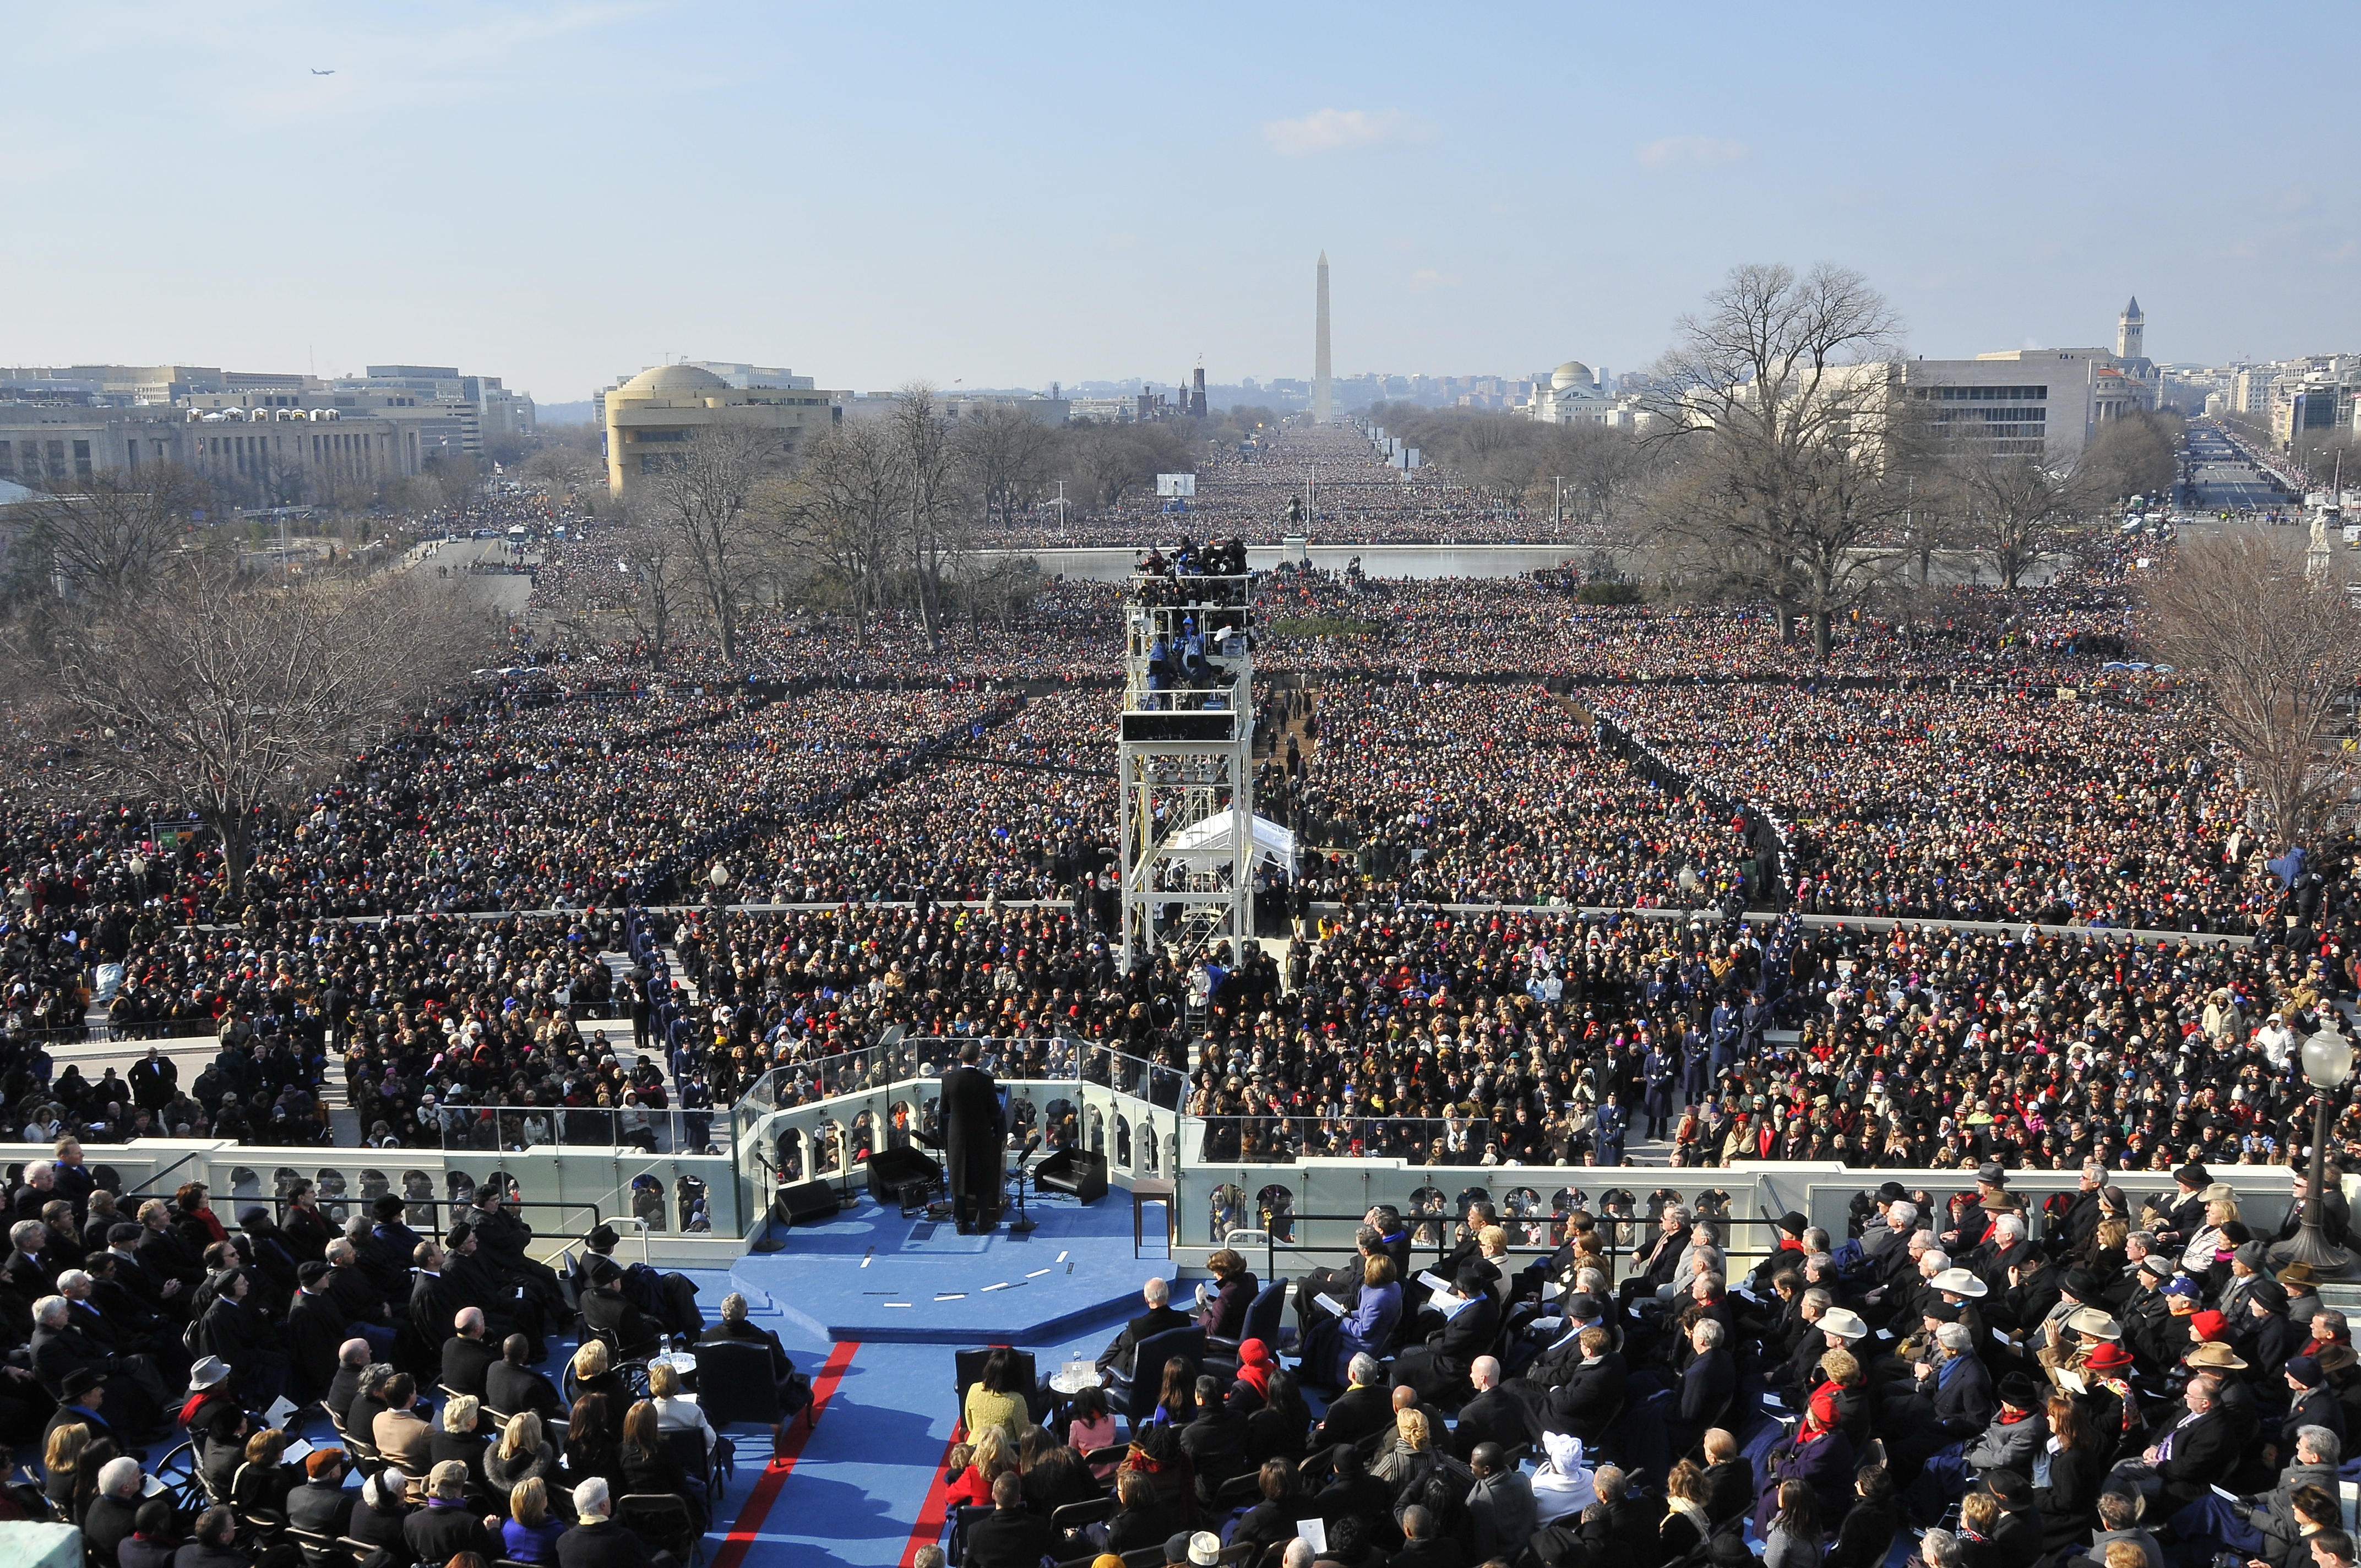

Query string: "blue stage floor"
[731, 1191, 1173, 1344]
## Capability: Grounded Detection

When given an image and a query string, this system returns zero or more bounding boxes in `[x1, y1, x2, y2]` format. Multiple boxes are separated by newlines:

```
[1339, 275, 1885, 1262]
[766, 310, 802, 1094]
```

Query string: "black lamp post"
[2277, 1018, 2361, 1279]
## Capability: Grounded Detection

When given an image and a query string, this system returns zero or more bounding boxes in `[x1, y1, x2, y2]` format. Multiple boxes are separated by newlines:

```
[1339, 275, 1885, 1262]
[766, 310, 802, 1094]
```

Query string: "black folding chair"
[615, 1493, 702, 1568]
[660, 1427, 720, 1501]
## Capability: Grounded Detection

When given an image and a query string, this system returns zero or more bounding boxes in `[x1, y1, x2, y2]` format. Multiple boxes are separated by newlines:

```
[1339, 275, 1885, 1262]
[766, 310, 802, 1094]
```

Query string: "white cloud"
[1636, 135, 1749, 171]
[1262, 107, 1428, 157]
[1408, 268, 1461, 292]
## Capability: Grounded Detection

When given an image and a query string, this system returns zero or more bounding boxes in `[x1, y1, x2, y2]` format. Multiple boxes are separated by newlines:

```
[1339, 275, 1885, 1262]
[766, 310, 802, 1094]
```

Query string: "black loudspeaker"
[866, 1145, 944, 1205]
[776, 1179, 843, 1227]
[1034, 1148, 1109, 1206]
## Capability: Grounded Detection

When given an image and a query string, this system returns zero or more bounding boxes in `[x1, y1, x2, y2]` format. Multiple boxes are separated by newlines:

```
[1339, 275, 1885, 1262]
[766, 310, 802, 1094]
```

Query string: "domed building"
[1526, 359, 1621, 424]
[601, 360, 842, 496]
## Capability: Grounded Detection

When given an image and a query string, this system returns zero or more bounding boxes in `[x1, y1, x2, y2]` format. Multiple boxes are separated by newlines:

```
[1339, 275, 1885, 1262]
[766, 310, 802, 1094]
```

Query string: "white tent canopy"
[1158, 813, 1297, 875]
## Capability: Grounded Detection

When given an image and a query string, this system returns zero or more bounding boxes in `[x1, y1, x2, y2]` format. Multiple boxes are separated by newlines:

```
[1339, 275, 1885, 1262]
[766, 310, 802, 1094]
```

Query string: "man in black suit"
[1316, 1353, 1393, 1447]
[128, 1048, 177, 1114]
[1668, 1320, 1736, 1460]
[405, 1462, 499, 1562]
[445, 1222, 542, 1344]
[286, 1262, 351, 1407]
[1092, 1277, 1192, 1381]
[440, 1305, 501, 1397]
[1177, 1375, 1253, 1505]
[32, 1296, 164, 1431]
[1392, 1505, 1465, 1568]
[486, 1333, 565, 1423]
[919, 1042, 1005, 1234]
[557, 1477, 670, 1568]
[2146, 1375, 2237, 1513]
[408, 1240, 462, 1353]
[1392, 1260, 1504, 1407]
[177, 1507, 247, 1568]
[1532, 1326, 1627, 1445]
[325, 1338, 374, 1435]
[964, 1471, 1058, 1568]
[1450, 1357, 1526, 1460]
[581, 1260, 665, 1360]
[82, 1455, 144, 1565]
[322, 1237, 399, 1362]
[698, 1293, 808, 1431]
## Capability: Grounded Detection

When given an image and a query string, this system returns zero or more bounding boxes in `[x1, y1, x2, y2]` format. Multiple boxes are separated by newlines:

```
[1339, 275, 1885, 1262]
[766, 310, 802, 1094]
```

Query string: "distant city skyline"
[6, 4, 2357, 404]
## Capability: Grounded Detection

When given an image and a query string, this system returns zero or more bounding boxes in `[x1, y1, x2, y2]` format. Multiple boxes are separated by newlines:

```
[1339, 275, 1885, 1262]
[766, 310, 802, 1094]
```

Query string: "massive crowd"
[3, 417, 2358, 1196]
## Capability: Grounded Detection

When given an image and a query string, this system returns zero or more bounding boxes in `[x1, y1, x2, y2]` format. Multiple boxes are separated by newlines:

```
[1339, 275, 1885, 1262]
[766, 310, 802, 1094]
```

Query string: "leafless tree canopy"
[1634, 262, 1916, 656]
[640, 420, 785, 663]
[2144, 529, 2361, 848]
[38, 551, 493, 899]
[15, 462, 210, 606]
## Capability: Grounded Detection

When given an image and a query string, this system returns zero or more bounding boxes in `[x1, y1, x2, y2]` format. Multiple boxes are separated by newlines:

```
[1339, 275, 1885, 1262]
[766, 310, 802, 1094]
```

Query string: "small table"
[649, 1351, 698, 1378]
[1131, 1178, 1176, 1258]
[1047, 1362, 1101, 1396]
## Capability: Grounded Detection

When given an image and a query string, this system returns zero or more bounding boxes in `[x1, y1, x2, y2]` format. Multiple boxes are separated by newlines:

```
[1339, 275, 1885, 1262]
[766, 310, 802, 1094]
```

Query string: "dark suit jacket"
[486, 1359, 565, 1420]
[405, 1500, 497, 1564]
[440, 1335, 501, 1397]
[1678, 1347, 1736, 1429]
[287, 1478, 354, 1537]
[1543, 1353, 1628, 1444]
[1318, 1382, 1393, 1447]
[933, 1064, 1005, 1206]
[1426, 1294, 1502, 1392]
[1449, 1388, 1526, 1458]
[287, 1290, 350, 1401]
[699, 1320, 795, 1381]
[965, 1506, 1060, 1568]
[84, 1493, 140, 1567]
[582, 1287, 664, 1358]
[1096, 1304, 1192, 1376]
[2155, 1408, 2234, 1511]
[1391, 1539, 1465, 1568]
[555, 1522, 662, 1568]
[409, 1270, 460, 1345]
[30, 1322, 112, 1397]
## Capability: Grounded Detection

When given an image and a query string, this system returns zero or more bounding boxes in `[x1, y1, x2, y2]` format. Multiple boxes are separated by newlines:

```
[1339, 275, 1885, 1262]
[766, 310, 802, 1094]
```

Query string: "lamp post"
[2278, 1017, 2361, 1278]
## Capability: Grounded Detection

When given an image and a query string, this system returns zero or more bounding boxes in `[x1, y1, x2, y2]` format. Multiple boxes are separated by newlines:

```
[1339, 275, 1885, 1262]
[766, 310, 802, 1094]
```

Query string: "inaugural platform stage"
[730, 1191, 1173, 1345]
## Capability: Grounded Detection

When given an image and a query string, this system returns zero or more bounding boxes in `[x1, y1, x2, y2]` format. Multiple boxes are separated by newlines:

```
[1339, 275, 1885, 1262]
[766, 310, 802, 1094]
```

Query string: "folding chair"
[615, 1493, 703, 1568]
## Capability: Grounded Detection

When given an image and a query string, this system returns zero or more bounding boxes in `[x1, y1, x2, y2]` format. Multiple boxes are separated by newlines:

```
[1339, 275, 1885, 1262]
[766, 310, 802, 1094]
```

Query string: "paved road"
[412, 535, 538, 614]
[2183, 422, 2295, 516]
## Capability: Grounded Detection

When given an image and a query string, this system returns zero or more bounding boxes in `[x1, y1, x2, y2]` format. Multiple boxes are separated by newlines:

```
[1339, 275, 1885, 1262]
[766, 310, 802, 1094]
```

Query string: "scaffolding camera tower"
[1117, 563, 1255, 973]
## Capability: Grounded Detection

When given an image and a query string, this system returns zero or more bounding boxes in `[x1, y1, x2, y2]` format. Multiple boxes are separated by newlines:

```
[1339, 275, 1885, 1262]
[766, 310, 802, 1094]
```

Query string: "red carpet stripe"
[712, 1338, 858, 1568]
[896, 1431, 962, 1568]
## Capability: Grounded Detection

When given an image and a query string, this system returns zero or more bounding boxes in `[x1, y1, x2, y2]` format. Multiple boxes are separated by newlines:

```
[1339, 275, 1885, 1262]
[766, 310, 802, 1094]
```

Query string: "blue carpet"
[735, 1195, 1172, 1344]
[900, 1222, 994, 1254]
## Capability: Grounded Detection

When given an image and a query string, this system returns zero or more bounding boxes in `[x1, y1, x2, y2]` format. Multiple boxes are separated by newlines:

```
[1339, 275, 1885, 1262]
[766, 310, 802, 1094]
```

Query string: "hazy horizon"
[8, 3, 2357, 405]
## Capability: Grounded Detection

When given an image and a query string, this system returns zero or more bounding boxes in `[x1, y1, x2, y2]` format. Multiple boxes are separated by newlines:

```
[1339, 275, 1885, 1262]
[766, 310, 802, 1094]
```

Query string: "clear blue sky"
[8, 3, 2355, 405]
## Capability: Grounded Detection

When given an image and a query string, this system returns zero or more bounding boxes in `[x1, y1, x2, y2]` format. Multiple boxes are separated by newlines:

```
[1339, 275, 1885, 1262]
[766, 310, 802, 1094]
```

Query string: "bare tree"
[2145, 529, 2361, 848]
[40, 551, 490, 901]
[18, 464, 209, 606]
[886, 385, 961, 649]
[780, 420, 906, 636]
[642, 420, 782, 663]
[956, 405, 1058, 531]
[1636, 262, 1913, 656]
[1948, 443, 2085, 590]
[616, 514, 687, 668]
[2079, 410, 2183, 505]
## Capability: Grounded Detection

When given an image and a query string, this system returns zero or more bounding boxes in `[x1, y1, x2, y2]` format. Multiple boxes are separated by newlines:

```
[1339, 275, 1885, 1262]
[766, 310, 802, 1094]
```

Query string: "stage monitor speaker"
[866, 1145, 944, 1205]
[776, 1179, 842, 1227]
[1034, 1147, 1109, 1206]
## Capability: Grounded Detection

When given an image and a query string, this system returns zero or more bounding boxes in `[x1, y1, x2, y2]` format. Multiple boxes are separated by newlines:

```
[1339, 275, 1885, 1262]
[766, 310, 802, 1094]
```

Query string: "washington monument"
[1313, 251, 1332, 423]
